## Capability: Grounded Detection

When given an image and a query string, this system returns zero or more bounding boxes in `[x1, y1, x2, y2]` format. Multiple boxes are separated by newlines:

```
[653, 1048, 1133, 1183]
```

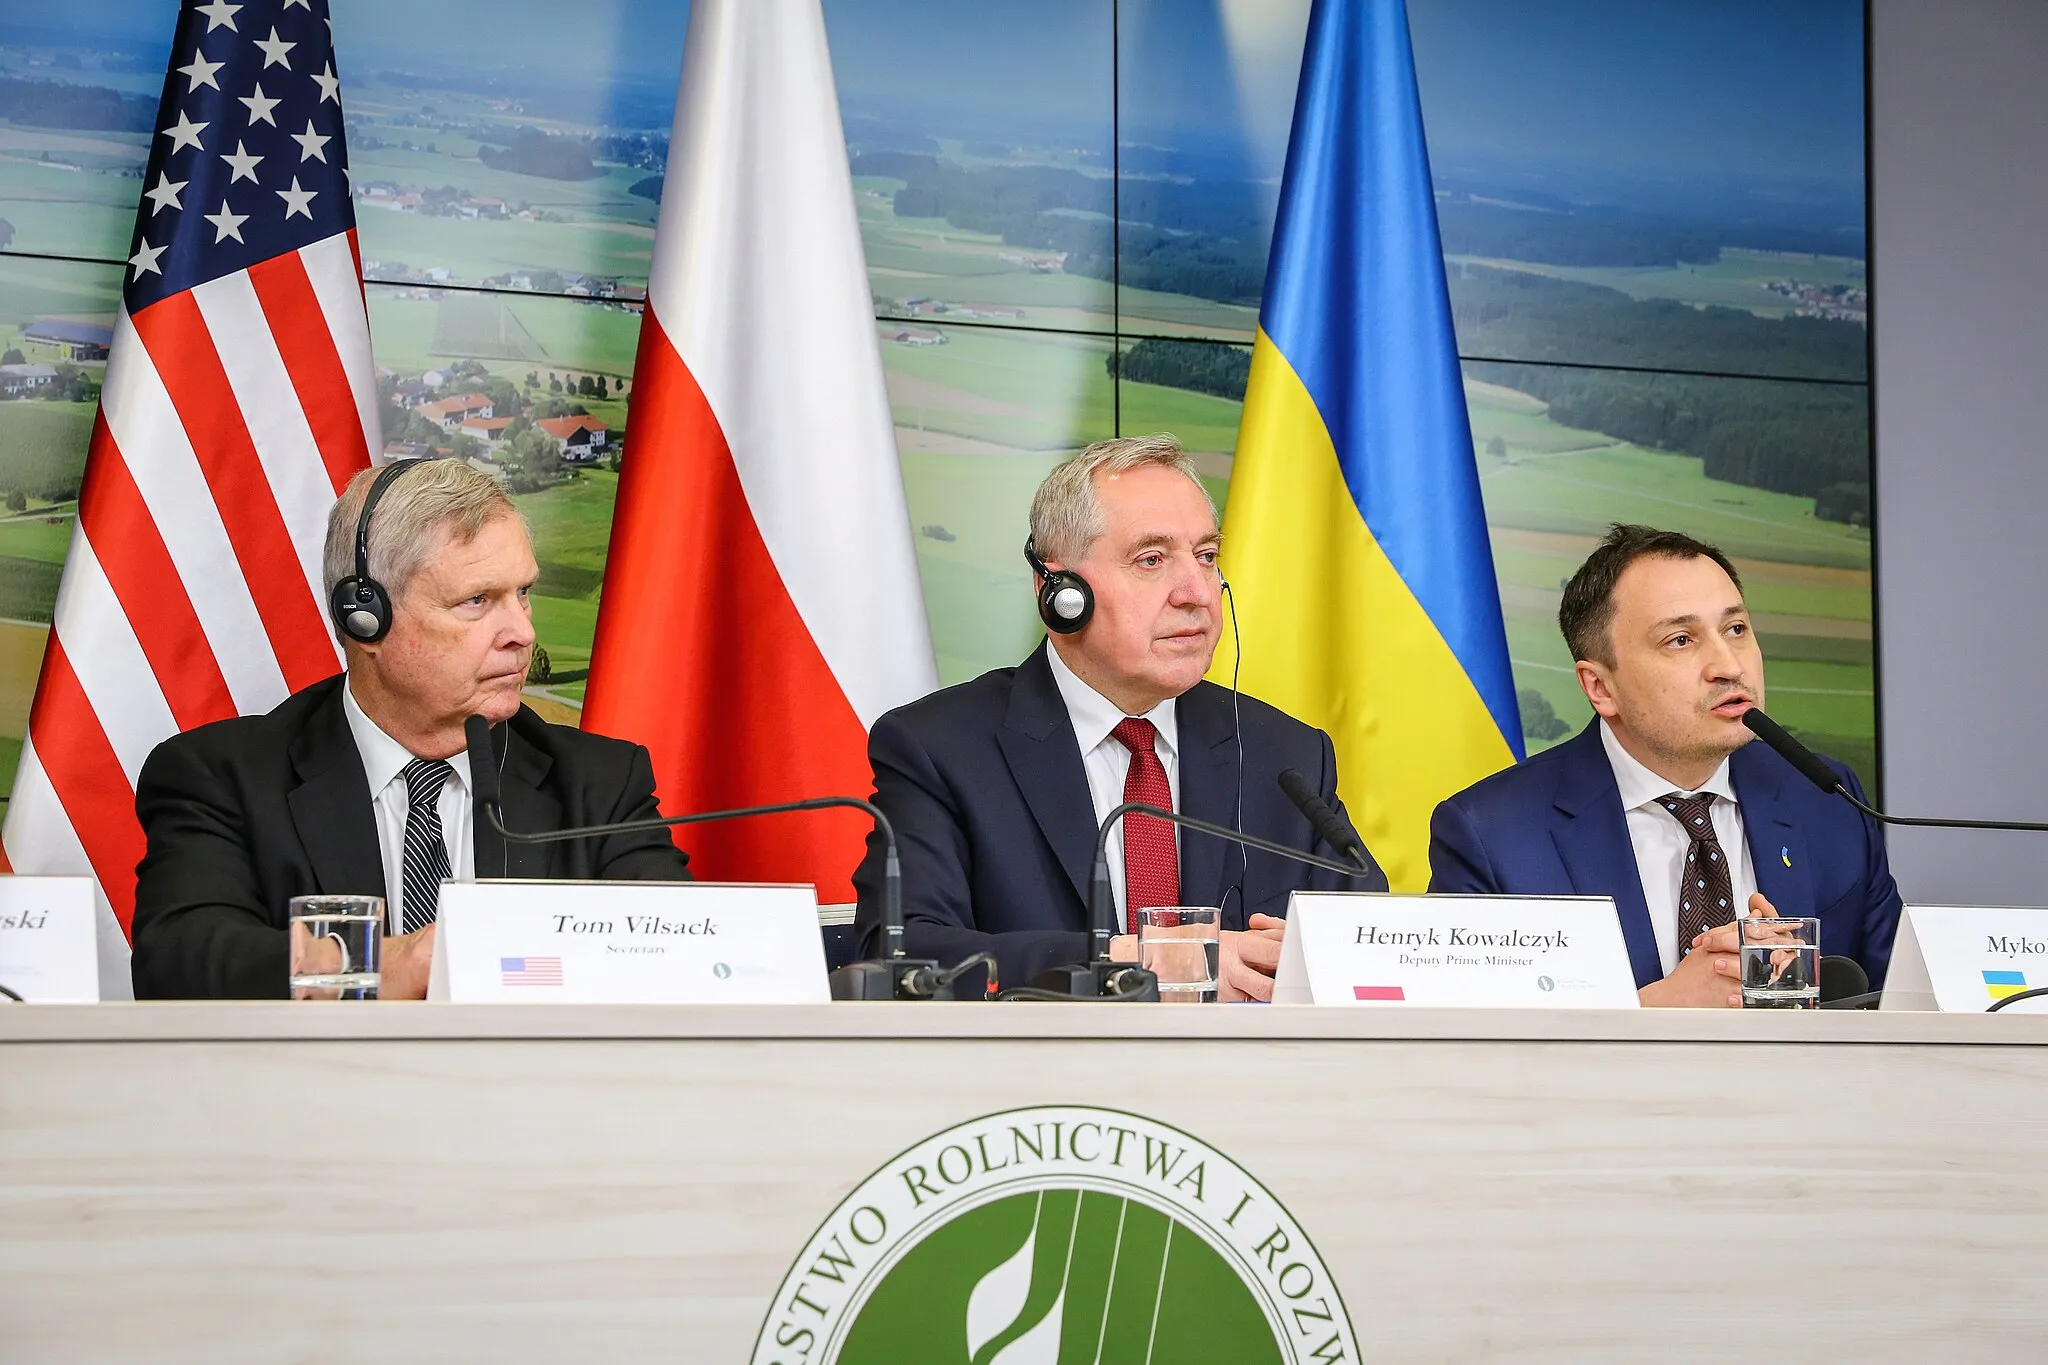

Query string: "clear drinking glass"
[1739, 915, 1820, 1009]
[288, 894, 385, 1000]
[1136, 906, 1221, 1003]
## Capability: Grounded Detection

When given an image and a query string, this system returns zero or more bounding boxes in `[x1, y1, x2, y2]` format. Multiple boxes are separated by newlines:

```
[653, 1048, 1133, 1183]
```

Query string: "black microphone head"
[1277, 767, 1316, 808]
[1740, 707, 1844, 796]
[1819, 955, 1869, 1004]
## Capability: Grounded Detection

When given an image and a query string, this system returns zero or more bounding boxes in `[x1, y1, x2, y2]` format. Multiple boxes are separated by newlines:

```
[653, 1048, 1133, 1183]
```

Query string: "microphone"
[1817, 955, 1874, 1009]
[462, 715, 944, 1001]
[1277, 768, 1385, 885]
[1029, 800, 1382, 1001]
[1741, 708, 2048, 832]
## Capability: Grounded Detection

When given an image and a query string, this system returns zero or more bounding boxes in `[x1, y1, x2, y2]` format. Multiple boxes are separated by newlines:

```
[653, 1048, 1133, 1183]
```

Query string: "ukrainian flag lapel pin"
[1781, 846, 1793, 868]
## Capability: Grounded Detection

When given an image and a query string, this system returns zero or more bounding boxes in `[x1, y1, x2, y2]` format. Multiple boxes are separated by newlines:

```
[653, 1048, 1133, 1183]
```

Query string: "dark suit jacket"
[130, 674, 691, 999]
[1427, 720, 1902, 988]
[852, 643, 1385, 987]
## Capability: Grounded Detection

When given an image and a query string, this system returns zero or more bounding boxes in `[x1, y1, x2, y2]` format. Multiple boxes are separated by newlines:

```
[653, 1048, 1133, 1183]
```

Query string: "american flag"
[501, 957, 565, 987]
[0, 0, 375, 997]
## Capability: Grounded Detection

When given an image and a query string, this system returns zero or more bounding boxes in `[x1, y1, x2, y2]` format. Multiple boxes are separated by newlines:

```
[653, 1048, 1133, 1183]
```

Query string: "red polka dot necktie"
[1660, 792, 1732, 956]
[1111, 717, 1179, 935]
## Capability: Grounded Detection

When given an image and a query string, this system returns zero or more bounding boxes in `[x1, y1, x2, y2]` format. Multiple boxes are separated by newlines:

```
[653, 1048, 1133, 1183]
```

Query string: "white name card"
[0, 876, 98, 1002]
[1274, 893, 1640, 1008]
[427, 880, 830, 1003]
[1881, 905, 2048, 1013]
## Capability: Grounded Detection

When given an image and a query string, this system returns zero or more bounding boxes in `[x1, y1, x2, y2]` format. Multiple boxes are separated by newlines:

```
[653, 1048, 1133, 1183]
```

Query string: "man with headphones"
[851, 435, 1384, 998]
[129, 457, 691, 999]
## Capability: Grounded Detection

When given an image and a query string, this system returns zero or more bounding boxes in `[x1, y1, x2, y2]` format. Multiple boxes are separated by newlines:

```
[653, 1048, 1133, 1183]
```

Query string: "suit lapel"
[1734, 746, 1812, 917]
[1174, 682, 1240, 909]
[1549, 724, 1664, 987]
[995, 645, 1098, 909]
[491, 717, 559, 879]
[287, 681, 387, 899]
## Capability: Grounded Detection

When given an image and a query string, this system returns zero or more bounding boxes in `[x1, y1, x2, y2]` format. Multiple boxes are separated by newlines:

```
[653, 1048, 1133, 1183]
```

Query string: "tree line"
[861, 156, 1872, 523]
[476, 129, 600, 181]
[0, 78, 156, 134]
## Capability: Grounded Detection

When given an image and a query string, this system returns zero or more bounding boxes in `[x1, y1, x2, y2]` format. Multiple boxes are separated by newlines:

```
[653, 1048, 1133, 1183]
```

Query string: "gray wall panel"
[1872, 0, 2048, 902]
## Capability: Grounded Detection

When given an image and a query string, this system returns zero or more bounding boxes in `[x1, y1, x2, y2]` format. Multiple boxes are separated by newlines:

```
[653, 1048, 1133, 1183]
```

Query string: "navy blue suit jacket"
[852, 643, 1385, 987]
[1428, 721, 1902, 988]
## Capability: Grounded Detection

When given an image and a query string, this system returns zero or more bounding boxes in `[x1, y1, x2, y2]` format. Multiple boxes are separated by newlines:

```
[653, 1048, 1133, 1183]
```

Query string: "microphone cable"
[1221, 578, 1246, 919]
[998, 970, 1157, 1003]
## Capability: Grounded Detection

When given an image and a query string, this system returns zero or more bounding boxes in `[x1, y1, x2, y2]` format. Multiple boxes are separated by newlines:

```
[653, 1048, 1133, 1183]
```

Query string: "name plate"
[1882, 905, 2048, 1013]
[428, 880, 830, 1003]
[1273, 893, 1639, 1008]
[0, 876, 98, 1002]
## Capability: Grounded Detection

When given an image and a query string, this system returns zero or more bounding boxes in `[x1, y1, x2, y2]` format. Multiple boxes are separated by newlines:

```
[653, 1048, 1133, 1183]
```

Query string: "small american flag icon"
[501, 956, 564, 987]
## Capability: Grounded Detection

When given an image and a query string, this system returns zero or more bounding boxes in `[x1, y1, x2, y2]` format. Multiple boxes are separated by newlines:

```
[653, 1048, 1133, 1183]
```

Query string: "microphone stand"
[1027, 800, 1378, 1001]
[477, 795, 951, 1001]
[1742, 709, 2048, 832]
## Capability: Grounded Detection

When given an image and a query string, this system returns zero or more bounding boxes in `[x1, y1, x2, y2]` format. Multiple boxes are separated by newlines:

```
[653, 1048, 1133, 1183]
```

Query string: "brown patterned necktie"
[1658, 792, 1732, 956]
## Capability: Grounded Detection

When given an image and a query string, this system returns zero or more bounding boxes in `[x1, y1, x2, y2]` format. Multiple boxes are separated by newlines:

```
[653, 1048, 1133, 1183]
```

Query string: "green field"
[0, 130, 152, 261]
[1450, 248, 1867, 320]
[0, 65, 1880, 792]
[857, 178, 1261, 340]
[1464, 380, 1873, 780]
[0, 401, 94, 502]
[0, 253, 123, 329]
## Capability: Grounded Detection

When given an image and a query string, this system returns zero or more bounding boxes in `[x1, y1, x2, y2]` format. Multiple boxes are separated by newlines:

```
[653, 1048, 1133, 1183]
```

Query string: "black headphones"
[329, 458, 432, 644]
[1024, 535, 1094, 634]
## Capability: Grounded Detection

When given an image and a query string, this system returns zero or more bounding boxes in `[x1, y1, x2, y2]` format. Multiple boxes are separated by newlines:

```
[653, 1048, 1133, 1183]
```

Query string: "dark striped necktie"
[400, 758, 455, 935]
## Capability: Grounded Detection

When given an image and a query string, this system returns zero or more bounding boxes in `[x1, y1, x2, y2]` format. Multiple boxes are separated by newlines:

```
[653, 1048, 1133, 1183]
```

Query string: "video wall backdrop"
[0, 0, 1875, 796]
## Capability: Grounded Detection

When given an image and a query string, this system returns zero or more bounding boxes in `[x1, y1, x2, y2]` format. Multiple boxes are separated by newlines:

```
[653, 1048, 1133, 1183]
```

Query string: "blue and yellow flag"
[1213, 0, 1521, 890]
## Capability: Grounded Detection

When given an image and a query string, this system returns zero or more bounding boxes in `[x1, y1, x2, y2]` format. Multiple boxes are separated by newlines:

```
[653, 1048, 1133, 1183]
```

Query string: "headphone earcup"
[1037, 570, 1093, 634]
[330, 576, 392, 643]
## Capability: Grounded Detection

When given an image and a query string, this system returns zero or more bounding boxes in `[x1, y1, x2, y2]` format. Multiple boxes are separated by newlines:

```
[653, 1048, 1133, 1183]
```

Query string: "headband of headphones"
[330, 457, 434, 644]
[355, 459, 419, 583]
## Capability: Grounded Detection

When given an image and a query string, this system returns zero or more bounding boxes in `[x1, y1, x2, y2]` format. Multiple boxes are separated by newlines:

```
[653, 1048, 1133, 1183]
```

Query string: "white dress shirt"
[1045, 644, 1181, 923]
[342, 681, 474, 933]
[1599, 719, 1756, 975]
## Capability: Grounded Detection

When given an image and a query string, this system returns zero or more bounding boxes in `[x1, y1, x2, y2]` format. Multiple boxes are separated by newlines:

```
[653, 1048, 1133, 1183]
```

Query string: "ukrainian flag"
[1984, 970, 2028, 1002]
[1212, 0, 1521, 890]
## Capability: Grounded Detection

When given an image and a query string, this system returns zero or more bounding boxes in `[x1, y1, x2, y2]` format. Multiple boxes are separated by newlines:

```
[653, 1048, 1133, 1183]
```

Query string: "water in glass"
[288, 894, 385, 1000]
[1137, 906, 1220, 1003]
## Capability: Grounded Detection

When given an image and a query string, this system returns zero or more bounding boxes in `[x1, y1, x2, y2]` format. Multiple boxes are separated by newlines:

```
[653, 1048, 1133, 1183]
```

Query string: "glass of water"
[1738, 915, 1820, 1009]
[1136, 906, 1221, 1003]
[288, 894, 385, 1000]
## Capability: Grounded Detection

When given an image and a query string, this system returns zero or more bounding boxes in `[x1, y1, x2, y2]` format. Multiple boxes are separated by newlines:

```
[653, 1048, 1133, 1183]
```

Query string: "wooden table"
[4, 1004, 2046, 1362]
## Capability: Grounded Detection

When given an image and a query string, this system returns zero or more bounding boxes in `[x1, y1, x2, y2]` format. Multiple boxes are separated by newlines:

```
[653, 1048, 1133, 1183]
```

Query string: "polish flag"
[581, 0, 935, 902]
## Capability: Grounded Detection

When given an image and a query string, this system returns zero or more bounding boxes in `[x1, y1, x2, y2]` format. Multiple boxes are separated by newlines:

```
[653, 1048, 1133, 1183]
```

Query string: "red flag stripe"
[249, 248, 373, 494]
[132, 293, 341, 694]
[74, 411, 238, 732]
[97, 309, 291, 711]
[26, 635, 145, 930]
[584, 310, 874, 898]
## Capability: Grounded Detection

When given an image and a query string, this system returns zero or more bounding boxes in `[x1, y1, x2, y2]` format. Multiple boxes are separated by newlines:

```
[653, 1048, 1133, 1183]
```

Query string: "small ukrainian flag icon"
[1985, 970, 2028, 1002]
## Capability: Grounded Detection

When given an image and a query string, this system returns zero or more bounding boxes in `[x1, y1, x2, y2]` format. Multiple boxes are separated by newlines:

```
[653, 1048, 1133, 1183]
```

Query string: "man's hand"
[1638, 896, 1780, 1008]
[378, 924, 437, 1000]
[1219, 912, 1287, 1003]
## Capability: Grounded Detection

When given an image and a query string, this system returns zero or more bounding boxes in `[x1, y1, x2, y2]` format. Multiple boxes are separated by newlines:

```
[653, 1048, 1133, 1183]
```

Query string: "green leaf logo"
[752, 1107, 1359, 1364]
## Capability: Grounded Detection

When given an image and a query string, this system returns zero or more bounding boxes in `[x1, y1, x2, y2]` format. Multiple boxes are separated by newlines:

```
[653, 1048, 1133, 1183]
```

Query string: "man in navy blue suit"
[1430, 525, 1900, 1005]
[853, 436, 1382, 998]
